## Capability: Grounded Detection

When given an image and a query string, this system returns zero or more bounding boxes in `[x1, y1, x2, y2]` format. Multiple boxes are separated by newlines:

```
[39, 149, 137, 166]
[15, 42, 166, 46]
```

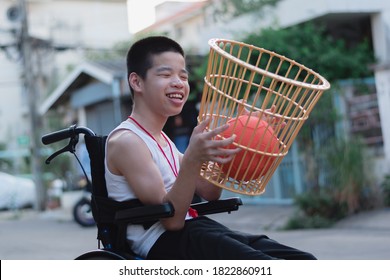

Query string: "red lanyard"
[128, 116, 179, 177]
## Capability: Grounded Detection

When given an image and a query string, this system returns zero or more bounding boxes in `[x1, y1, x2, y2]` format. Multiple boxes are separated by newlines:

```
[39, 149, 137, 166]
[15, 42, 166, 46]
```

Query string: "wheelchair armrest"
[114, 202, 174, 224]
[113, 197, 242, 225]
[190, 197, 243, 216]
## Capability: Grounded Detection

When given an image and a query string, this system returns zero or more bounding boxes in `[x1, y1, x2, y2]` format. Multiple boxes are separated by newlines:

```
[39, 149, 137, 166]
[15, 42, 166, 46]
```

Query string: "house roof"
[39, 60, 127, 115]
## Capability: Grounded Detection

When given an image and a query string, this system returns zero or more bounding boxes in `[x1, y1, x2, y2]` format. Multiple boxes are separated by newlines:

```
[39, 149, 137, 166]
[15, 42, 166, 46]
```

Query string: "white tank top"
[105, 120, 180, 258]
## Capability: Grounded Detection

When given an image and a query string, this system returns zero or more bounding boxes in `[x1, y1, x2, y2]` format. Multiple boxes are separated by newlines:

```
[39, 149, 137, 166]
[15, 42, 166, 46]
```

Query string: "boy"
[105, 36, 316, 260]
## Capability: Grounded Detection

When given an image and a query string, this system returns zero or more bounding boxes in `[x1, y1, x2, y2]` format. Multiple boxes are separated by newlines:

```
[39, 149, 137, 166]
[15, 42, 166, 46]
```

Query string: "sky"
[127, 0, 202, 34]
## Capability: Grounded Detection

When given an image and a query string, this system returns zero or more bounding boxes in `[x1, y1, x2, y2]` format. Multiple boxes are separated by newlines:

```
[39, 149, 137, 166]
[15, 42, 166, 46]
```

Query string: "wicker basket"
[199, 38, 331, 196]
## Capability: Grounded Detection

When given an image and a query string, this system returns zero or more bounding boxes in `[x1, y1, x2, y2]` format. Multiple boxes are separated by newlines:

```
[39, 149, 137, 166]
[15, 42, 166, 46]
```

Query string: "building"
[0, 0, 130, 173]
[39, 60, 131, 136]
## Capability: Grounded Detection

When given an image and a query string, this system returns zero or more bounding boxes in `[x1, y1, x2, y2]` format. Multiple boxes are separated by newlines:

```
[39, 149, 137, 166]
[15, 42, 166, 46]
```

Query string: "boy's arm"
[106, 130, 169, 206]
[107, 119, 239, 231]
[177, 154, 222, 202]
[195, 176, 222, 201]
[161, 118, 239, 230]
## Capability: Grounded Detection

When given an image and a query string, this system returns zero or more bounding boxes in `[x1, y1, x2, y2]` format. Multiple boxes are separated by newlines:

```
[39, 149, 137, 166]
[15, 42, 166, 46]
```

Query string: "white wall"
[28, 0, 130, 49]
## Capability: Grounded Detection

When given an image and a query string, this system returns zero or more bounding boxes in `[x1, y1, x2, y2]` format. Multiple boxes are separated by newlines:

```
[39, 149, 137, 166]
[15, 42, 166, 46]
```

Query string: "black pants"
[147, 216, 316, 260]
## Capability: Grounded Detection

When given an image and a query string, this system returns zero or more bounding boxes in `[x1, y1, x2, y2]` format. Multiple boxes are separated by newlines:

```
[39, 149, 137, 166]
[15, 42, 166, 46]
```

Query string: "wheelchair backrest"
[84, 134, 108, 198]
[84, 134, 129, 251]
[84, 134, 151, 253]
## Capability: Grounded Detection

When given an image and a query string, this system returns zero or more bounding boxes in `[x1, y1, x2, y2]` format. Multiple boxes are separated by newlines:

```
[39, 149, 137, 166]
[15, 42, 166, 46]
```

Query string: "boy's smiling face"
[143, 51, 190, 117]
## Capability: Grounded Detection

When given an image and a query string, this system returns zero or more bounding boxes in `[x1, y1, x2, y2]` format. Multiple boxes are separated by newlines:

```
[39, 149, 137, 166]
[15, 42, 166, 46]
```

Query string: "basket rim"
[208, 38, 331, 91]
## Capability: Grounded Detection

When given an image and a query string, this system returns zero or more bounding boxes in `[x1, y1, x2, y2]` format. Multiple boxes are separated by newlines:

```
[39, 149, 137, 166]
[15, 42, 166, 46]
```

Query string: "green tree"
[240, 22, 377, 221]
[243, 23, 374, 81]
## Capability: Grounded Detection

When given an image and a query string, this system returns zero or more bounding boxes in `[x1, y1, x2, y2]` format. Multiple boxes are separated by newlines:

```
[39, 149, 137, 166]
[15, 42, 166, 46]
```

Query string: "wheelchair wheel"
[75, 250, 127, 260]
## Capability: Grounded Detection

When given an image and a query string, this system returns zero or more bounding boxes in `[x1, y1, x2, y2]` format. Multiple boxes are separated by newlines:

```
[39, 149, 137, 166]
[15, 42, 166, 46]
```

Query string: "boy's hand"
[186, 117, 240, 165]
[237, 99, 286, 129]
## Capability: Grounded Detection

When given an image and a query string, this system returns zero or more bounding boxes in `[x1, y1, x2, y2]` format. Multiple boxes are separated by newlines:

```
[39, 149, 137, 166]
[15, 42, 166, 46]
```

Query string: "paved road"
[1, 205, 389, 260]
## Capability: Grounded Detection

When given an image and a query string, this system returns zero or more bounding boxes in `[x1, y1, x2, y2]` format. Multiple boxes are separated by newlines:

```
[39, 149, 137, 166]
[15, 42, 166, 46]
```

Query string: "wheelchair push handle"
[42, 125, 95, 145]
[41, 124, 96, 164]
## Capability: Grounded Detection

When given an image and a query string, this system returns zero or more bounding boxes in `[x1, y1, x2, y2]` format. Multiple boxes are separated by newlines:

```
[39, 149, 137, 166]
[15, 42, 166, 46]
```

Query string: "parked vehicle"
[72, 183, 95, 227]
[0, 172, 36, 210]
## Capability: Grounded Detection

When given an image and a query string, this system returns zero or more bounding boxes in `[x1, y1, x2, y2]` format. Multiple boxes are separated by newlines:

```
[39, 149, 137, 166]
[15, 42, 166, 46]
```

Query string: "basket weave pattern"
[199, 38, 331, 196]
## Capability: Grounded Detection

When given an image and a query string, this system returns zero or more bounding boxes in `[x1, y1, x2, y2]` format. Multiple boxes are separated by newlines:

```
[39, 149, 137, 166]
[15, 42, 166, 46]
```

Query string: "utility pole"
[19, 0, 45, 210]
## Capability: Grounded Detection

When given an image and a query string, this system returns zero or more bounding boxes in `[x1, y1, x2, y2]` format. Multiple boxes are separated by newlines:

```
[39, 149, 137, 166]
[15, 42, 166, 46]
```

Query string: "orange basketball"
[220, 115, 280, 181]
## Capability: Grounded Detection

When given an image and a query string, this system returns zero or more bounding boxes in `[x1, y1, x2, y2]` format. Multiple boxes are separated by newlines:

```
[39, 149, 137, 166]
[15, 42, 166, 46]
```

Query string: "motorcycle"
[72, 182, 95, 227]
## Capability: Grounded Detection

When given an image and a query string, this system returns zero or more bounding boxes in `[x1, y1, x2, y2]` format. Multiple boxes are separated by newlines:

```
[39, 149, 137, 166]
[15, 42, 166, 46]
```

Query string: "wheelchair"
[42, 125, 243, 260]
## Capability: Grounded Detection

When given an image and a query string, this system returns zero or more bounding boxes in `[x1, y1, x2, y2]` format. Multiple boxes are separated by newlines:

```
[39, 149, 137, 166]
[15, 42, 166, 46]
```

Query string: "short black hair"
[126, 36, 185, 81]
